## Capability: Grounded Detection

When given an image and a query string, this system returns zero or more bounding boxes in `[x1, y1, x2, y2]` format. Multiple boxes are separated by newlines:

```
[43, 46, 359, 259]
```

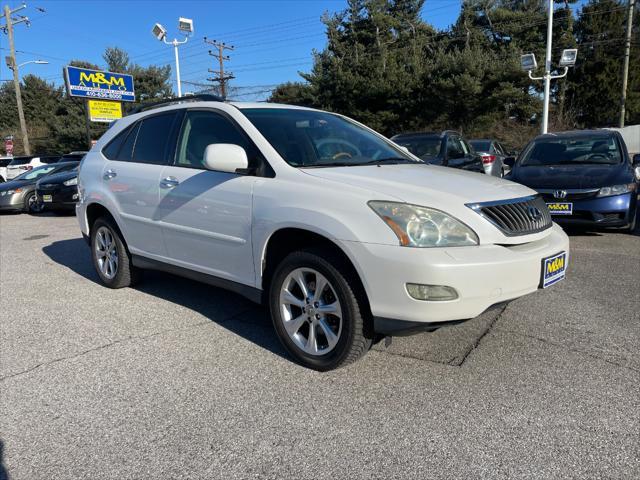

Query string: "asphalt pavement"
[1, 213, 639, 479]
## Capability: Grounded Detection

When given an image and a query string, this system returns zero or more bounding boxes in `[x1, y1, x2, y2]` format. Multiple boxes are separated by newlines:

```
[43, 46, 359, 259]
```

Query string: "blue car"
[506, 130, 639, 232]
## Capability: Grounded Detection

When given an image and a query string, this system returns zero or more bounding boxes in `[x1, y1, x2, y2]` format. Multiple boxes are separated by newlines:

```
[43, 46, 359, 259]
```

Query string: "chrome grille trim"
[466, 194, 552, 237]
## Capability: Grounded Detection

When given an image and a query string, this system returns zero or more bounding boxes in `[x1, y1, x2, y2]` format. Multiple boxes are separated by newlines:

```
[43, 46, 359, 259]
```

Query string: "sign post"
[4, 135, 14, 157]
[63, 66, 135, 148]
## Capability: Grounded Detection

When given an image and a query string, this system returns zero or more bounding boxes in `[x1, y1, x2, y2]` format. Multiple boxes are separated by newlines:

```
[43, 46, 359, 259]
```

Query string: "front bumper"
[342, 223, 569, 332]
[36, 185, 79, 210]
[542, 192, 637, 227]
[0, 191, 25, 211]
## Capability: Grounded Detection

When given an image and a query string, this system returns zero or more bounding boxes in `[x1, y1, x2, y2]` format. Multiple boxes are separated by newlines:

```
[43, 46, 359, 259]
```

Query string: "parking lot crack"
[0, 319, 215, 383]
[455, 303, 508, 367]
[496, 328, 640, 375]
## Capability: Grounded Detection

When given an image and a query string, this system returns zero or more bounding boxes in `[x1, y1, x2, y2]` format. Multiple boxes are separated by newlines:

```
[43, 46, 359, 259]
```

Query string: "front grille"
[467, 195, 552, 236]
[537, 188, 599, 201]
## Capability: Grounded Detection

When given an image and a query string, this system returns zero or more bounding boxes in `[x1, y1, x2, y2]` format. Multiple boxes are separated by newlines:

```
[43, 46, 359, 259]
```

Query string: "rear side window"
[9, 156, 33, 166]
[132, 112, 178, 165]
[103, 124, 135, 161]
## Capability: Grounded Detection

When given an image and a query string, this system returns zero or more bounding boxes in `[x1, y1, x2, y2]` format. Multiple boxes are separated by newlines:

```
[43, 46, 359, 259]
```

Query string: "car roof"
[534, 129, 614, 140]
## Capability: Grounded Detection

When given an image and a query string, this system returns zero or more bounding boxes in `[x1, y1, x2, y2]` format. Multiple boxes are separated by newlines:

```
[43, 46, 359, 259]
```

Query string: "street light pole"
[152, 19, 193, 98]
[166, 38, 187, 97]
[541, 0, 554, 135]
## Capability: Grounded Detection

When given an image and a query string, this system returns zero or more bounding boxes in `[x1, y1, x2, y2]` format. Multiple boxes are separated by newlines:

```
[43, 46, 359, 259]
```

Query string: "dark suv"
[391, 131, 484, 173]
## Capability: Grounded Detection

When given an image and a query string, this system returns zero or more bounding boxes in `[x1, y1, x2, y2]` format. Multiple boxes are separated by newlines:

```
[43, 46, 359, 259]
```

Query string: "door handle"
[160, 176, 180, 189]
[103, 169, 117, 180]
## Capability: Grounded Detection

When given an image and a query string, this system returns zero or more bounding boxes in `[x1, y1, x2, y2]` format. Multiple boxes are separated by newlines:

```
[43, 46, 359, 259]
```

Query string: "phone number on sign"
[85, 90, 131, 100]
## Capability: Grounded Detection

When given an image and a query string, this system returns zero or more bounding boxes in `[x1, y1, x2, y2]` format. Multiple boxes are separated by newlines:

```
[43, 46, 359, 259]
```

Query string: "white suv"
[77, 96, 569, 370]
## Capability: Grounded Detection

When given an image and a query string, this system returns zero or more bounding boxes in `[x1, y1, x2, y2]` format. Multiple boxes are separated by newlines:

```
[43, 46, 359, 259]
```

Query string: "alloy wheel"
[28, 194, 44, 213]
[279, 267, 343, 356]
[95, 226, 119, 280]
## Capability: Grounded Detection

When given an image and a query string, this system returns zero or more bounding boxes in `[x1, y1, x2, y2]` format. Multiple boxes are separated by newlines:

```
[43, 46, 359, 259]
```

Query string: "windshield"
[242, 108, 419, 167]
[520, 135, 622, 167]
[469, 140, 491, 152]
[14, 165, 57, 181]
[392, 136, 441, 160]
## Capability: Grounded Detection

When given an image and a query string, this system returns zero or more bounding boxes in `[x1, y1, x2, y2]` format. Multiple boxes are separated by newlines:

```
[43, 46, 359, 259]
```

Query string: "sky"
[0, 0, 588, 100]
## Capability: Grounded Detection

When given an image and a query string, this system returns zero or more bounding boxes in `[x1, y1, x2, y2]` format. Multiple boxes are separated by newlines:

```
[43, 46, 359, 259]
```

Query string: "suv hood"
[302, 164, 534, 205]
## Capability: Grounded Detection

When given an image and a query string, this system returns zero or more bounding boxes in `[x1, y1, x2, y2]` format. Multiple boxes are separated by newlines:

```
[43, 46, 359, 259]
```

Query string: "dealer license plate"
[546, 202, 572, 215]
[541, 252, 567, 288]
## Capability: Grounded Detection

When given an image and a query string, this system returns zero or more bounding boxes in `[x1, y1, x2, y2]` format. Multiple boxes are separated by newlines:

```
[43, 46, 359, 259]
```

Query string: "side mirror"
[503, 157, 516, 167]
[203, 144, 249, 174]
[398, 145, 410, 154]
[632, 153, 640, 166]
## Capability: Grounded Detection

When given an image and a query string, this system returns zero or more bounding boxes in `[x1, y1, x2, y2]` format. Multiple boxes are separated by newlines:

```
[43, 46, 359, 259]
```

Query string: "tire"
[625, 209, 637, 233]
[24, 192, 44, 214]
[269, 248, 372, 371]
[90, 216, 140, 288]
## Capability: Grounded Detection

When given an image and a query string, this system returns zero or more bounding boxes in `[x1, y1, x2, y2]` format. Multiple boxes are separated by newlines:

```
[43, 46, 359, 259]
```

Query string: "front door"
[156, 109, 257, 286]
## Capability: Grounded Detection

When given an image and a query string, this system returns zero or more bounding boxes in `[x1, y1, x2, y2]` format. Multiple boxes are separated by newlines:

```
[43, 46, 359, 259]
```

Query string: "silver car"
[468, 139, 516, 177]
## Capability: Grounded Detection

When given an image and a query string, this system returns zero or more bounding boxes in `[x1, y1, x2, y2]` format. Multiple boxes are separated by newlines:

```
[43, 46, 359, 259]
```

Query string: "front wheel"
[269, 249, 372, 371]
[25, 192, 44, 214]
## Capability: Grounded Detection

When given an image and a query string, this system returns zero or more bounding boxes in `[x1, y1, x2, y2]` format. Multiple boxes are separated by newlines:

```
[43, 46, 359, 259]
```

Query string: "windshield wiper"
[360, 157, 420, 165]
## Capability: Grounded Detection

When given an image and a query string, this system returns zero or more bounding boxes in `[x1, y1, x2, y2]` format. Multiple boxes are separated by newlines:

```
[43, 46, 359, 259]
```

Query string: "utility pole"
[2, 3, 31, 155]
[541, 0, 554, 135]
[204, 38, 234, 100]
[619, 0, 636, 128]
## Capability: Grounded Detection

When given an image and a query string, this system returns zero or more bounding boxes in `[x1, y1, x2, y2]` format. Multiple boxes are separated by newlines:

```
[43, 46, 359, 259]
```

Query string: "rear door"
[102, 110, 181, 258]
[157, 108, 258, 286]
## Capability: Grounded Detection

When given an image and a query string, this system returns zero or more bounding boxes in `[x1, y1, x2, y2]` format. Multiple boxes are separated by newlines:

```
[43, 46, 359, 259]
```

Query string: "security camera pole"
[152, 17, 193, 97]
[521, 0, 577, 134]
[2, 3, 31, 155]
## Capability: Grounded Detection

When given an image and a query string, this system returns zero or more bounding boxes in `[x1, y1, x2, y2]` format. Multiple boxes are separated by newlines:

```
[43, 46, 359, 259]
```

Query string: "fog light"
[72, 193, 79, 200]
[406, 283, 458, 301]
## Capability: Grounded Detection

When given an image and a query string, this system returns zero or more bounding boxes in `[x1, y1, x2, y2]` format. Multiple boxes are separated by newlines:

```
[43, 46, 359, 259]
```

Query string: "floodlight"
[558, 49, 578, 67]
[520, 53, 537, 72]
[152, 23, 167, 41]
[178, 17, 194, 34]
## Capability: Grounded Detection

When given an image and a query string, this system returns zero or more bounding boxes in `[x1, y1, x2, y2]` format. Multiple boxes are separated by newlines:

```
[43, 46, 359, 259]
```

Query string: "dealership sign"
[88, 99, 122, 123]
[64, 66, 135, 102]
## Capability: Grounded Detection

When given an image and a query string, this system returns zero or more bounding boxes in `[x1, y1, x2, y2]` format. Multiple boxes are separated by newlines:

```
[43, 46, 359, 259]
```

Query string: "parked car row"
[0, 152, 85, 213]
[0, 152, 86, 182]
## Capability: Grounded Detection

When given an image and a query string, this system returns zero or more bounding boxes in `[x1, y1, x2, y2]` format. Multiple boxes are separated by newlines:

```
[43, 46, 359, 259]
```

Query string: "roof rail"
[128, 94, 225, 115]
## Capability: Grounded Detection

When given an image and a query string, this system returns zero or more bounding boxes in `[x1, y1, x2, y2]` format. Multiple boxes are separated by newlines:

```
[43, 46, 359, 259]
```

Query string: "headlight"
[2, 188, 22, 195]
[368, 201, 479, 247]
[63, 177, 78, 186]
[597, 183, 636, 197]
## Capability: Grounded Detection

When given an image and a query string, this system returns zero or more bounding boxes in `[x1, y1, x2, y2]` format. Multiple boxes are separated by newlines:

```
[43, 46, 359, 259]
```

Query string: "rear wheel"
[90, 217, 140, 288]
[269, 248, 372, 371]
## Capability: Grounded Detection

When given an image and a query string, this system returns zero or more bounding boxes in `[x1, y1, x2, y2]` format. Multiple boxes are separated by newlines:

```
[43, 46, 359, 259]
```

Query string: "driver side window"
[447, 137, 464, 159]
[176, 110, 252, 169]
